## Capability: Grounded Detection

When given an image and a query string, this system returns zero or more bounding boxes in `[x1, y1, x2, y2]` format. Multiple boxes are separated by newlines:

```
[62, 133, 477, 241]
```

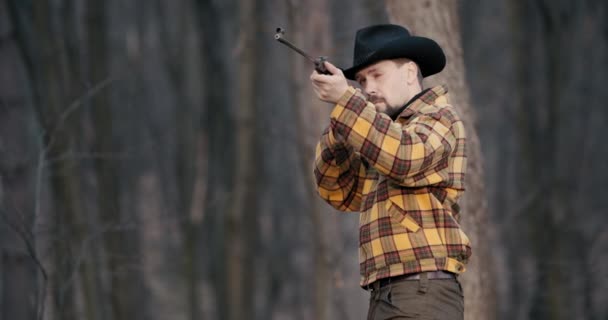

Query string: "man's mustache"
[369, 96, 385, 104]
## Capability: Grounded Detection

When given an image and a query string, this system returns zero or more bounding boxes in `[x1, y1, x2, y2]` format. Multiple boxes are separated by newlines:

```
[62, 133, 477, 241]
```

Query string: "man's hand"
[310, 62, 349, 104]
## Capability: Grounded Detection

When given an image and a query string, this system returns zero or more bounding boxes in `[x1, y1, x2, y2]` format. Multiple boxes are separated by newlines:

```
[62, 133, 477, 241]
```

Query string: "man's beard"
[371, 97, 398, 116]
[370, 96, 387, 111]
[369, 95, 400, 118]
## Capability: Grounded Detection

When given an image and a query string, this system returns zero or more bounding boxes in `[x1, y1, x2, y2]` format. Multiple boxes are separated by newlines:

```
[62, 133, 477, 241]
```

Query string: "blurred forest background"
[1, 0, 607, 319]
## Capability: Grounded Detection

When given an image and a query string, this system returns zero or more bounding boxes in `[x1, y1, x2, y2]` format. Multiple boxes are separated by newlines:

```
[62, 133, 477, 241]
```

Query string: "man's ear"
[406, 61, 417, 85]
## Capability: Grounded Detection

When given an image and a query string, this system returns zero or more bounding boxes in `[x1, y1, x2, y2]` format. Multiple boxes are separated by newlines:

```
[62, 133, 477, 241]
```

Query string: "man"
[310, 24, 471, 320]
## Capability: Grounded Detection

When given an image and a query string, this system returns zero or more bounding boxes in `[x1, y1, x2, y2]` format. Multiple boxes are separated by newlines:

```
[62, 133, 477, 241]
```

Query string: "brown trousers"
[366, 273, 464, 320]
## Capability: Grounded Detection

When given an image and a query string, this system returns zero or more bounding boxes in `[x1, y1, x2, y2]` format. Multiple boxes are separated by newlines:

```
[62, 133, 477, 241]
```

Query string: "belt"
[366, 270, 456, 291]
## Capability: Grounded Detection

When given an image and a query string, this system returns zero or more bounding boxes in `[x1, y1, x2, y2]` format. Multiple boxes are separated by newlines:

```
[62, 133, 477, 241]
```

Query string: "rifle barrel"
[274, 33, 315, 63]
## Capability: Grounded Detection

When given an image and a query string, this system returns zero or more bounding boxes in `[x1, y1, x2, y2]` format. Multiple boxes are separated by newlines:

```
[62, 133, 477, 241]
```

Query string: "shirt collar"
[391, 85, 448, 120]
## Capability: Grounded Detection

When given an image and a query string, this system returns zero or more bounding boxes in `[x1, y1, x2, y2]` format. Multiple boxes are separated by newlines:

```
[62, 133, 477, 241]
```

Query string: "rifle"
[274, 27, 331, 75]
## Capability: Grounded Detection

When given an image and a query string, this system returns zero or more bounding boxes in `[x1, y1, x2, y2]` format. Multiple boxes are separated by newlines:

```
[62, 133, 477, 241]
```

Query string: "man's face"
[354, 59, 417, 116]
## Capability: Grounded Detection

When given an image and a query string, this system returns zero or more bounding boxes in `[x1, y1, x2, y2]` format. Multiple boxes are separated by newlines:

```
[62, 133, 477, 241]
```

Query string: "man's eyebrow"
[364, 67, 377, 74]
[356, 67, 377, 81]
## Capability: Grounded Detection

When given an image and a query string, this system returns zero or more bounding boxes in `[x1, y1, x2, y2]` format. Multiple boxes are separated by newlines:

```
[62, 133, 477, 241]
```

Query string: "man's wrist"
[330, 86, 357, 120]
[336, 86, 357, 107]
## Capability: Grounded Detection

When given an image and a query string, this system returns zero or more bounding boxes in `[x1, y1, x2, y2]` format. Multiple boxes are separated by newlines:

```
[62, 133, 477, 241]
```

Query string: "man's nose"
[363, 81, 377, 95]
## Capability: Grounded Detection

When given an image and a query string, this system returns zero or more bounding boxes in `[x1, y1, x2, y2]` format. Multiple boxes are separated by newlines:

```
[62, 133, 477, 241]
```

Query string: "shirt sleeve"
[313, 124, 368, 212]
[329, 87, 456, 184]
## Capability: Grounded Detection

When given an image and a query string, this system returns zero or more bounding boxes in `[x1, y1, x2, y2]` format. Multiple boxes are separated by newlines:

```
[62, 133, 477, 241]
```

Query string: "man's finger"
[310, 72, 329, 84]
[324, 61, 343, 75]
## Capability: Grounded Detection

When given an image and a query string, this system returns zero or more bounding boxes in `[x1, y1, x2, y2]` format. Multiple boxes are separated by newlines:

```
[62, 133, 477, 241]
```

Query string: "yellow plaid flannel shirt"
[314, 85, 471, 287]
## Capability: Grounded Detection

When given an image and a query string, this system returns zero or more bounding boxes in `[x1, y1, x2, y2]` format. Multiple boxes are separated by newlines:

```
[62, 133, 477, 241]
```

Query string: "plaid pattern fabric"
[314, 85, 471, 287]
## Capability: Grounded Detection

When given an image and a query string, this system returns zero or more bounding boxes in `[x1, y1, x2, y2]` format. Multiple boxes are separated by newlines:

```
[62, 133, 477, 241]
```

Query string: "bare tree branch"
[44, 76, 115, 153]
[59, 222, 140, 298]
[0, 209, 48, 320]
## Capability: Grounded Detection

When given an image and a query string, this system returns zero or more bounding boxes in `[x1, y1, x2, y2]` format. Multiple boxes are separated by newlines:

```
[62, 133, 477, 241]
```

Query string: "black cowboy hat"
[342, 24, 446, 80]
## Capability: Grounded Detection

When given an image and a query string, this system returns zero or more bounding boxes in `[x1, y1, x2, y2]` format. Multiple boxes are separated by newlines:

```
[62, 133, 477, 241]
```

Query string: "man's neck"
[389, 88, 429, 120]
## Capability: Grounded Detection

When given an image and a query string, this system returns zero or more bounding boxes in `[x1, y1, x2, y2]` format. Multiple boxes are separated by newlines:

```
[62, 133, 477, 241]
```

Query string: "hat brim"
[343, 36, 446, 80]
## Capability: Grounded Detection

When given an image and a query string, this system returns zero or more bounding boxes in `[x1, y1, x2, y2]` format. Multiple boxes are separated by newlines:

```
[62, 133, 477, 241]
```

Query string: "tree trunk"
[86, 1, 144, 320]
[155, 1, 203, 318]
[195, 0, 237, 319]
[385, 1, 497, 319]
[7, 1, 103, 318]
[286, 1, 332, 319]
[0, 3, 44, 318]
[230, 0, 261, 318]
